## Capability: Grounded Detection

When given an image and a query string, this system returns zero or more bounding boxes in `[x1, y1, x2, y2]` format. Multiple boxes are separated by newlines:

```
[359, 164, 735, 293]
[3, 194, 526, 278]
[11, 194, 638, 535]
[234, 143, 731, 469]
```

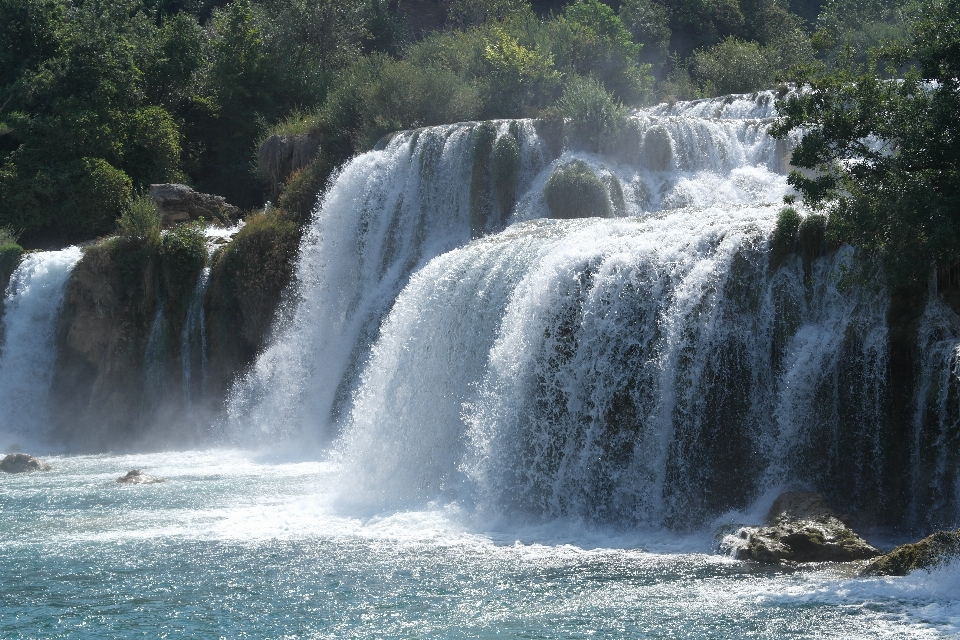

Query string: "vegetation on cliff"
[1, 0, 910, 245]
[772, 0, 960, 285]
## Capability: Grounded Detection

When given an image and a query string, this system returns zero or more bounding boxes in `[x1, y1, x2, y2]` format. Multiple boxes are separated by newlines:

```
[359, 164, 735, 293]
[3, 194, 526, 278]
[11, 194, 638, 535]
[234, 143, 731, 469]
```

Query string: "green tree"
[771, 0, 960, 283]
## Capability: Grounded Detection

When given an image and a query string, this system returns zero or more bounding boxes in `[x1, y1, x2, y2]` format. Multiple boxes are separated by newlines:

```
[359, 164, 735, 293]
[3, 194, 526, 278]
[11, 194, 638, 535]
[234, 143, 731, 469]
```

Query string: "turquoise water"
[2, 451, 957, 638]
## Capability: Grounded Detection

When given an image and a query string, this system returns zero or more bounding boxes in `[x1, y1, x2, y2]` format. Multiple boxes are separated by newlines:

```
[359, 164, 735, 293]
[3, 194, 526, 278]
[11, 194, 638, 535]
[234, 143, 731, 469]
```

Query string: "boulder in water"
[0, 453, 51, 473]
[859, 529, 960, 576]
[116, 469, 165, 485]
[723, 492, 880, 563]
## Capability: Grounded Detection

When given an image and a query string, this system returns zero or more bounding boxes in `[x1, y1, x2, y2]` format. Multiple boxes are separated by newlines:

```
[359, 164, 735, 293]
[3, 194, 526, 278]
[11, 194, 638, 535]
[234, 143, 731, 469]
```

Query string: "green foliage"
[544, 159, 612, 219]
[449, 0, 527, 28]
[0, 240, 24, 296]
[798, 213, 827, 262]
[117, 193, 161, 244]
[482, 27, 561, 116]
[559, 76, 629, 154]
[206, 210, 301, 359]
[691, 37, 774, 95]
[770, 206, 800, 271]
[691, 33, 814, 96]
[619, 0, 672, 71]
[772, 0, 960, 284]
[492, 131, 521, 219]
[278, 158, 331, 224]
[160, 222, 206, 323]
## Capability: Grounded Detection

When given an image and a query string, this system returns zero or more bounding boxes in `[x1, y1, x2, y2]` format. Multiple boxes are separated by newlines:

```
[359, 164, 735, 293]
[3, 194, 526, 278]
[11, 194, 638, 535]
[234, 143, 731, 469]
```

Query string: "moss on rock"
[204, 211, 301, 395]
[492, 133, 520, 223]
[544, 160, 612, 219]
[860, 529, 960, 576]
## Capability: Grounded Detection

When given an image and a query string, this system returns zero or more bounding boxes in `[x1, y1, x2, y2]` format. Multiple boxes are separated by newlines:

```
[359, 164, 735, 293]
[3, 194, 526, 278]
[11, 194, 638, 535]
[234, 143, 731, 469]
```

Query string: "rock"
[258, 133, 321, 199]
[860, 529, 960, 576]
[116, 469, 164, 485]
[148, 183, 239, 228]
[723, 491, 881, 564]
[0, 453, 51, 473]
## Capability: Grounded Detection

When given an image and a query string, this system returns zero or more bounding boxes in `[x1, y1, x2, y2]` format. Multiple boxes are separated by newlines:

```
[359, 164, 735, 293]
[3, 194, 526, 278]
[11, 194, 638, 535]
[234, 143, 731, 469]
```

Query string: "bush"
[492, 131, 520, 221]
[770, 206, 801, 269]
[641, 124, 673, 171]
[0, 239, 24, 297]
[121, 106, 183, 188]
[560, 76, 629, 155]
[160, 223, 207, 326]
[206, 210, 302, 361]
[798, 212, 827, 266]
[544, 160, 612, 219]
[117, 194, 161, 245]
[278, 158, 331, 224]
[691, 37, 774, 96]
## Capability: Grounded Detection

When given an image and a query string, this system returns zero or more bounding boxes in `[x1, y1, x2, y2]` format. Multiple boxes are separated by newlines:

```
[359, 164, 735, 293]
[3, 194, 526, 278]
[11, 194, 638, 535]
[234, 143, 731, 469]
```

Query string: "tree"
[771, 0, 960, 283]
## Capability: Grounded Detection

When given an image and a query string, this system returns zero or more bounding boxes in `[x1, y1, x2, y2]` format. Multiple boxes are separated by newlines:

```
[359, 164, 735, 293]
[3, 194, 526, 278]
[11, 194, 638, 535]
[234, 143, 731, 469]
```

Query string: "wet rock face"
[149, 183, 239, 228]
[116, 469, 164, 485]
[860, 529, 960, 576]
[723, 491, 881, 563]
[0, 453, 51, 473]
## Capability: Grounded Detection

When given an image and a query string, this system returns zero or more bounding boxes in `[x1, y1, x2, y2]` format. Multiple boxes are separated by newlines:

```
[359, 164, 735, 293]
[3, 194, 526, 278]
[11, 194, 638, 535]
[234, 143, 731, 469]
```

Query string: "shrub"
[117, 194, 161, 245]
[641, 124, 673, 171]
[544, 160, 612, 219]
[559, 76, 629, 155]
[160, 222, 207, 327]
[691, 37, 774, 96]
[770, 206, 801, 269]
[205, 210, 302, 369]
[0, 237, 24, 297]
[798, 212, 827, 270]
[492, 132, 520, 221]
[63, 158, 134, 238]
[121, 106, 183, 188]
[278, 158, 331, 224]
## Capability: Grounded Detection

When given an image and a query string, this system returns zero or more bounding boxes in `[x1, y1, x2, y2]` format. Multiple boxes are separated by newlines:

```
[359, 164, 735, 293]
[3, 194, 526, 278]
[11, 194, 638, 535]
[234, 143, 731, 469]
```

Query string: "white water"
[221, 91, 921, 528]
[0, 247, 82, 451]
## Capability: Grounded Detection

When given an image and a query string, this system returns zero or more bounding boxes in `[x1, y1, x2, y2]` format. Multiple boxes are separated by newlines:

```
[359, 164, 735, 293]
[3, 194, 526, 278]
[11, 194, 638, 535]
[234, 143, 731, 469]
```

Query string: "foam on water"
[1, 450, 958, 638]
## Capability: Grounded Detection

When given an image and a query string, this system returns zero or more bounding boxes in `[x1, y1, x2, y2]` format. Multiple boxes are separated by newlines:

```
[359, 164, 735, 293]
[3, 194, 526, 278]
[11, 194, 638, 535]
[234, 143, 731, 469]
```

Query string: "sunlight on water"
[1, 451, 957, 638]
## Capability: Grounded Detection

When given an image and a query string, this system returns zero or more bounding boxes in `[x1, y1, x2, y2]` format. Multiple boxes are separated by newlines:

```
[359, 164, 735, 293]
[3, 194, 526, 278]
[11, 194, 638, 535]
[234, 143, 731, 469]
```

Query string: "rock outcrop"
[258, 133, 321, 199]
[723, 491, 881, 563]
[116, 469, 165, 485]
[860, 529, 960, 576]
[149, 183, 239, 228]
[0, 453, 51, 473]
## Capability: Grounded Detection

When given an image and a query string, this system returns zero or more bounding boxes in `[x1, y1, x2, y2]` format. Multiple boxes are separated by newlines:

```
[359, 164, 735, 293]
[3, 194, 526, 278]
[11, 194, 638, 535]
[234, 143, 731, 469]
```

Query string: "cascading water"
[181, 266, 211, 407]
[224, 121, 549, 443]
[0, 247, 82, 451]
[229, 91, 958, 532]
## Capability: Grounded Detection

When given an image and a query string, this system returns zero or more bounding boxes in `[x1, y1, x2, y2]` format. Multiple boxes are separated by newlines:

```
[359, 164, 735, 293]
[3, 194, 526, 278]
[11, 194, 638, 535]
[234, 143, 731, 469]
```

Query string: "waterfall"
[0, 247, 82, 451]
[181, 267, 211, 407]
[224, 91, 957, 530]
[224, 121, 549, 443]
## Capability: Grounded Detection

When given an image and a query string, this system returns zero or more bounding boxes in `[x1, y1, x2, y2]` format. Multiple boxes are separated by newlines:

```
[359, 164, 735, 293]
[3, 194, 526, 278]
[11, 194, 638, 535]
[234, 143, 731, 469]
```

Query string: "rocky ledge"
[0, 453, 51, 473]
[722, 491, 881, 563]
[116, 469, 165, 485]
[860, 529, 960, 576]
[149, 183, 239, 227]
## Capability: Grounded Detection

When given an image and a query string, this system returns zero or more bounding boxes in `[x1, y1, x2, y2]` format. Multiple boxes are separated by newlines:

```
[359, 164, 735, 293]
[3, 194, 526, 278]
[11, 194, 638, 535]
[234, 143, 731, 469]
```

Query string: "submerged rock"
[860, 529, 960, 576]
[0, 453, 51, 473]
[723, 491, 880, 563]
[116, 469, 165, 485]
